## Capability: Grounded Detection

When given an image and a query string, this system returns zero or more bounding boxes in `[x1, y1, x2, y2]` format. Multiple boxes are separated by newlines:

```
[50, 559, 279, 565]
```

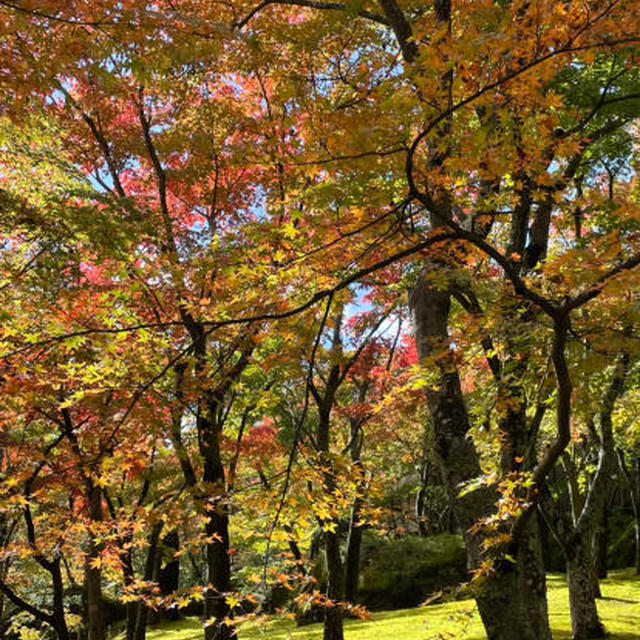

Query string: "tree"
[0, 2, 639, 640]
[542, 349, 632, 639]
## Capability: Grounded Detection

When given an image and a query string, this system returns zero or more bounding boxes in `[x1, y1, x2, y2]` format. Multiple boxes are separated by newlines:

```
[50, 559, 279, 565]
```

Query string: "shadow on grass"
[142, 569, 640, 640]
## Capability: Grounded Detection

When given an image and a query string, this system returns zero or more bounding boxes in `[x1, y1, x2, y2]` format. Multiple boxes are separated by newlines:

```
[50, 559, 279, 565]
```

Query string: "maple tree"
[0, 1, 639, 640]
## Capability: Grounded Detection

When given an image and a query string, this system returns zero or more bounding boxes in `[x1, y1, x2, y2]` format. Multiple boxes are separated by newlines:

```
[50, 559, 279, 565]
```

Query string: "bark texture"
[567, 543, 605, 640]
[410, 274, 542, 640]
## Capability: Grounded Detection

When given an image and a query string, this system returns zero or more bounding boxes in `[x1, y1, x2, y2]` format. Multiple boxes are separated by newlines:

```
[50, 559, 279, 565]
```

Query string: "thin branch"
[262, 291, 334, 582]
[0, 0, 114, 26]
[235, 0, 389, 29]
[0, 577, 55, 625]
[4, 232, 459, 357]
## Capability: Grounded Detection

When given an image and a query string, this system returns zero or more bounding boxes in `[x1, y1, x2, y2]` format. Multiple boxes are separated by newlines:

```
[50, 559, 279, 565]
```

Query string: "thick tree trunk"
[126, 595, 137, 640]
[474, 569, 536, 640]
[318, 453, 346, 640]
[411, 277, 540, 640]
[618, 451, 640, 575]
[516, 516, 551, 640]
[310, 316, 347, 640]
[182, 322, 242, 640]
[568, 351, 627, 634]
[161, 530, 182, 620]
[203, 507, 233, 640]
[120, 536, 137, 640]
[159, 529, 180, 597]
[567, 542, 605, 640]
[498, 395, 552, 640]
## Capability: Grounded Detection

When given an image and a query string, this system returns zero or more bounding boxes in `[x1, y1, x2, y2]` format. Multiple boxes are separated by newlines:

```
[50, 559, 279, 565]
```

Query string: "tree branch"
[235, 0, 389, 29]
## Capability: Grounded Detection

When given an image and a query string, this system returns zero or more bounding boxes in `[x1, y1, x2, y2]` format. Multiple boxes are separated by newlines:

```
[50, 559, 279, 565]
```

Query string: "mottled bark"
[516, 517, 551, 640]
[548, 352, 628, 638]
[567, 542, 605, 640]
[497, 380, 551, 640]
[410, 275, 540, 640]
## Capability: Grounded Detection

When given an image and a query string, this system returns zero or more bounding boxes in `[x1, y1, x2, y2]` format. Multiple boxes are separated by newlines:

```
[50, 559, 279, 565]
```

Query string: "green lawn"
[143, 570, 640, 640]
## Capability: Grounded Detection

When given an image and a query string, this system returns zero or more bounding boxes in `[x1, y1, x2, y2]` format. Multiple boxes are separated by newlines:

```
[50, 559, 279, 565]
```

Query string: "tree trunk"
[148, 529, 181, 625]
[344, 493, 364, 604]
[323, 529, 345, 640]
[51, 559, 71, 640]
[0, 514, 7, 628]
[203, 507, 234, 640]
[636, 512, 640, 576]
[309, 315, 347, 640]
[618, 450, 640, 575]
[416, 437, 430, 536]
[159, 529, 181, 597]
[567, 541, 605, 640]
[85, 485, 106, 640]
[411, 277, 540, 640]
[516, 516, 551, 640]
[345, 420, 366, 605]
[132, 522, 163, 640]
[474, 568, 537, 640]
[635, 456, 640, 575]
[201, 417, 234, 640]
[498, 392, 552, 640]
[161, 530, 182, 620]
[184, 323, 237, 640]
[318, 451, 346, 640]
[120, 535, 137, 640]
[594, 504, 608, 580]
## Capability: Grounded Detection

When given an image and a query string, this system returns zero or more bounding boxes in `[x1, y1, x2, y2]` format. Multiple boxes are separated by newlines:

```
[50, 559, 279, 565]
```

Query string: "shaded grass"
[144, 569, 640, 640]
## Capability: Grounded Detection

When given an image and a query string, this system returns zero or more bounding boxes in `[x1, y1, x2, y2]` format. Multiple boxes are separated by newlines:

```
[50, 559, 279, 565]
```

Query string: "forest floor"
[143, 569, 640, 640]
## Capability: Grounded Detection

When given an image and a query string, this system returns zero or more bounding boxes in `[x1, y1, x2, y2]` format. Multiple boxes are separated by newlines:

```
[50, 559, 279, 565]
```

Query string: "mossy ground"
[142, 569, 640, 640]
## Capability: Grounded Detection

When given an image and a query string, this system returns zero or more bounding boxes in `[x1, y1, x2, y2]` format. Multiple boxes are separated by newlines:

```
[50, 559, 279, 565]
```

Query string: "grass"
[143, 569, 640, 640]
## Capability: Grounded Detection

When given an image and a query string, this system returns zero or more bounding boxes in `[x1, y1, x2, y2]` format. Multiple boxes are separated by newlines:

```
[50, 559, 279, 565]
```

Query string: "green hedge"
[357, 533, 467, 610]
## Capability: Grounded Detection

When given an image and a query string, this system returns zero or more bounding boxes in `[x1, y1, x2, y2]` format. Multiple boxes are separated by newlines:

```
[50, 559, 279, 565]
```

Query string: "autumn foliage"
[0, 1, 639, 640]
